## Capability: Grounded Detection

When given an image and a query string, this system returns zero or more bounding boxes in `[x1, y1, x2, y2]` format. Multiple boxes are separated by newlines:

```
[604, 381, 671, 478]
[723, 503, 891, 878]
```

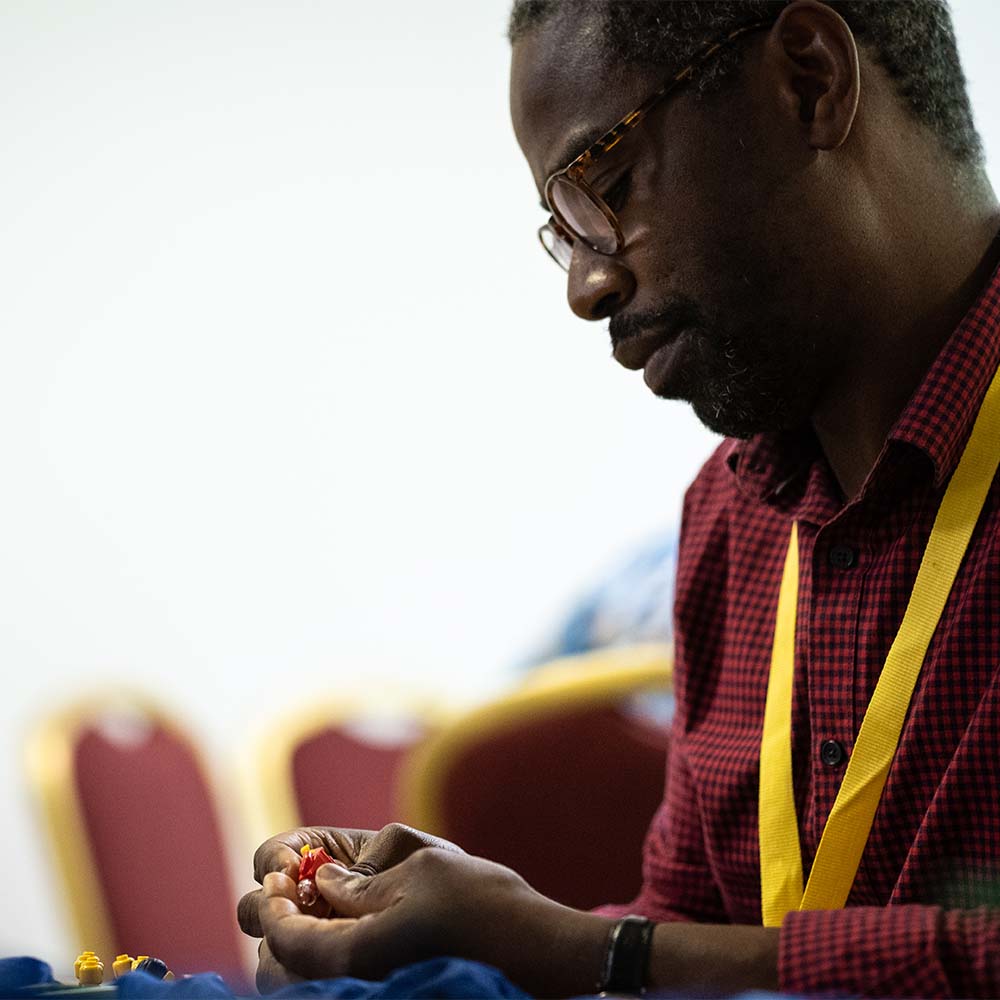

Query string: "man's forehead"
[509, 17, 661, 187]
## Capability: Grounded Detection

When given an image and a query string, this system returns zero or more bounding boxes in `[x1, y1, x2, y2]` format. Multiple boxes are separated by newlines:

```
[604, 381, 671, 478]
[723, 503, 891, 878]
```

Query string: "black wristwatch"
[598, 914, 655, 995]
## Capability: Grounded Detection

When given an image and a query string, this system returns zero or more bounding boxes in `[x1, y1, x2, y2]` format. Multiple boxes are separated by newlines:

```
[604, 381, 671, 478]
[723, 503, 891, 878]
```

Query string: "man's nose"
[566, 244, 636, 321]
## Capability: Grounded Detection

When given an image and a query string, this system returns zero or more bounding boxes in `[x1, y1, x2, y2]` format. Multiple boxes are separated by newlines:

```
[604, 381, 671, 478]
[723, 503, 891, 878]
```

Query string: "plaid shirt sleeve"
[780, 905, 1000, 998]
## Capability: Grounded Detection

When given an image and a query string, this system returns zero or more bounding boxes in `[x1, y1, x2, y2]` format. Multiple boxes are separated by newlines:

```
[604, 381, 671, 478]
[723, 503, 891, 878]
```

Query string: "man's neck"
[811, 206, 1000, 504]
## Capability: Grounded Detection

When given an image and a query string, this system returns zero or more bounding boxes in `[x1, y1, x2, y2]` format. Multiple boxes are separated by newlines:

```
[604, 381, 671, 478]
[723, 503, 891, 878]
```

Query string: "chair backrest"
[257, 698, 441, 836]
[400, 644, 673, 911]
[27, 696, 250, 987]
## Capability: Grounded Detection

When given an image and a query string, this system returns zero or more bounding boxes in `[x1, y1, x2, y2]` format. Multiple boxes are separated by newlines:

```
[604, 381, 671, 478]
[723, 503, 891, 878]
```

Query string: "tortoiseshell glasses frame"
[539, 18, 777, 272]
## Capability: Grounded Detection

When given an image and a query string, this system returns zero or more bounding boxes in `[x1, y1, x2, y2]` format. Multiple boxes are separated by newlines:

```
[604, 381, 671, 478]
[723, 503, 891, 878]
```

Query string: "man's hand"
[237, 824, 463, 937]
[258, 848, 613, 997]
[241, 830, 781, 997]
[254, 937, 306, 995]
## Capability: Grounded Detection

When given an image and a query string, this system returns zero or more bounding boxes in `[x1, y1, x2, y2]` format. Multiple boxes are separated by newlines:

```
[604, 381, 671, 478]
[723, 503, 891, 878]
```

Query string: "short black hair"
[508, 0, 982, 165]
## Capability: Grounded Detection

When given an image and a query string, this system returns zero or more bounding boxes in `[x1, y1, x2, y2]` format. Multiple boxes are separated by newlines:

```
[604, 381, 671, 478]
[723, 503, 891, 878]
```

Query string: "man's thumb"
[316, 863, 384, 917]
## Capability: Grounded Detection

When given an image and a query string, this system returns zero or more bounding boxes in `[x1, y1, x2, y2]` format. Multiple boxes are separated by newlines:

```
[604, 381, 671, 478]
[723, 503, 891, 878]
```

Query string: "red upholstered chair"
[399, 644, 673, 911]
[256, 697, 443, 836]
[27, 696, 252, 987]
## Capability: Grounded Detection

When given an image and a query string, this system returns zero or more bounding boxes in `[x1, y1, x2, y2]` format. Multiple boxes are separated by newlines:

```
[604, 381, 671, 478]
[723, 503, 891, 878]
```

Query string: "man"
[238, 1, 1000, 994]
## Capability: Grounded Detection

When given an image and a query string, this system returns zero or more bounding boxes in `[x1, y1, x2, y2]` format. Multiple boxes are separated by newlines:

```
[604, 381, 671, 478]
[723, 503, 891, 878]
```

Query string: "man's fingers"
[252, 838, 305, 885]
[238, 874, 328, 937]
[261, 872, 357, 981]
[354, 823, 461, 876]
[242, 834, 350, 936]
[315, 863, 400, 918]
[237, 888, 265, 938]
[256, 936, 305, 994]
[252, 828, 372, 884]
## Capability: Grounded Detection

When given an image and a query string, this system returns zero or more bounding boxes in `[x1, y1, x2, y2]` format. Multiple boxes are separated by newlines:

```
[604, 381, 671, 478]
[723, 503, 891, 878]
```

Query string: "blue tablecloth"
[0, 956, 827, 999]
[0, 956, 528, 998]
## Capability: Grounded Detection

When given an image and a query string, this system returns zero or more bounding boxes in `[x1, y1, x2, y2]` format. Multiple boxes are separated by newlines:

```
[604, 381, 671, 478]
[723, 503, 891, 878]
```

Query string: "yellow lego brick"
[79, 959, 104, 986]
[74, 953, 98, 979]
[113, 954, 135, 978]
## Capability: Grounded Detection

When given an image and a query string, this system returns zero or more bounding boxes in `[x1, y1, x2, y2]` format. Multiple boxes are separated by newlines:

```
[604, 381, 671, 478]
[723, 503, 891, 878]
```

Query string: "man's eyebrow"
[538, 126, 606, 210]
[545, 128, 603, 182]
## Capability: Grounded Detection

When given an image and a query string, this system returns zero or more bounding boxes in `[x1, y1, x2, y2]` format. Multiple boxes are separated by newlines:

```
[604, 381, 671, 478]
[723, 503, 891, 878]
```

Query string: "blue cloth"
[116, 959, 528, 999]
[0, 957, 54, 993]
[0, 957, 529, 999]
[0, 957, 823, 1000]
[118, 969, 233, 998]
[272, 958, 531, 998]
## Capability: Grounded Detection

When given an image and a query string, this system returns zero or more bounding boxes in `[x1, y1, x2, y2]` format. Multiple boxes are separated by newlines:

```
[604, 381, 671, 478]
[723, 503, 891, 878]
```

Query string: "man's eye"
[601, 171, 632, 213]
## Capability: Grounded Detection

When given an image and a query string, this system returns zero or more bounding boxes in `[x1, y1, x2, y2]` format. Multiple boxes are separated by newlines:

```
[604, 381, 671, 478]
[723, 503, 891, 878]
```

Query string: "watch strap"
[598, 914, 655, 995]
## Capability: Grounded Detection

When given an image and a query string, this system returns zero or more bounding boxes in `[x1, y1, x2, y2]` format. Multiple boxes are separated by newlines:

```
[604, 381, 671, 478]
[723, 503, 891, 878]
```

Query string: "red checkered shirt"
[604, 262, 1000, 997]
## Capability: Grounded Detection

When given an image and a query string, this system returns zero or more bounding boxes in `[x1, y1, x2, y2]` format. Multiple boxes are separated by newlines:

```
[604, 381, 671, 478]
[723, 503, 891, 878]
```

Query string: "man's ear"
[764, 0, 860, 150]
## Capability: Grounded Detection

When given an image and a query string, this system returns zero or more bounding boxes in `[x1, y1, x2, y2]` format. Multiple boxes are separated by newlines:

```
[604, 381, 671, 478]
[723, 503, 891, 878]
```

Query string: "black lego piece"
[133, 958, 170, 980]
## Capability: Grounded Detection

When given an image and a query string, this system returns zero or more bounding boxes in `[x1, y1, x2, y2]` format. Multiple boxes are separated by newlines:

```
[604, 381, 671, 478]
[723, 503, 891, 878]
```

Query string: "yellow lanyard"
[758, 362, 1000, 927]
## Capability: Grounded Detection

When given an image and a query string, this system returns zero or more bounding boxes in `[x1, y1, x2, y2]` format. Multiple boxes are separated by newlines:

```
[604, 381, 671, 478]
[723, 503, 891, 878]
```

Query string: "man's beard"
[610, 296, 823, 440]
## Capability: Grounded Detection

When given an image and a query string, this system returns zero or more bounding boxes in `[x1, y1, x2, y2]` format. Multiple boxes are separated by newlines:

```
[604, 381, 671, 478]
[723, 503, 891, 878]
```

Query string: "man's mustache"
[608, 297, 706, 351]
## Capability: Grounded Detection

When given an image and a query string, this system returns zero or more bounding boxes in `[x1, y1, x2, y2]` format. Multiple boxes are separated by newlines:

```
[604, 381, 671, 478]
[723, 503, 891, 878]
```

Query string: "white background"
[1, 0, 998, 966]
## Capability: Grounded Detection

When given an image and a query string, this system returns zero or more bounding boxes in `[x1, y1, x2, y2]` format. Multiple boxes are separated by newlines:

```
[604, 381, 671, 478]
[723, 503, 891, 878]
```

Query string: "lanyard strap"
[759, 362, 1000, 927]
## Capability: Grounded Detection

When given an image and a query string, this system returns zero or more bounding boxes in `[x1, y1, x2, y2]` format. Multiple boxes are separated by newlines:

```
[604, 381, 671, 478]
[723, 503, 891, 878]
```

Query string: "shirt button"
[828, 545, 858, 570]
[820, 739, 847, 768]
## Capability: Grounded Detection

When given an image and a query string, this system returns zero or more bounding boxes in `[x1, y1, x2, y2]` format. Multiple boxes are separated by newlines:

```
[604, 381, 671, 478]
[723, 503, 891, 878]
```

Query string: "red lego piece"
[298, 846, 335, 882]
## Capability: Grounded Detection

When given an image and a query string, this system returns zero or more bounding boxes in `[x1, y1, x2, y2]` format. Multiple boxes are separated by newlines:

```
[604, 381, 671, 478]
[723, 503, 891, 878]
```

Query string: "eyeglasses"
[538, 18, 776, 272]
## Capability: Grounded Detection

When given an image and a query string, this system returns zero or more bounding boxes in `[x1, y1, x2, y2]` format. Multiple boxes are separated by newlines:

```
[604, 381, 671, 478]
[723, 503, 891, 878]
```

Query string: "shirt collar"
[724, 428, 816, 505]
[888, 257, 1000, 486]
[726, 253, 1000, 505]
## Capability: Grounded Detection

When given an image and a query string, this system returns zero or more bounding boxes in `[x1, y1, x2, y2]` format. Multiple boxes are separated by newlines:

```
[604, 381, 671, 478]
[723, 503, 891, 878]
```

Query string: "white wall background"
[1, 0, 998, 968]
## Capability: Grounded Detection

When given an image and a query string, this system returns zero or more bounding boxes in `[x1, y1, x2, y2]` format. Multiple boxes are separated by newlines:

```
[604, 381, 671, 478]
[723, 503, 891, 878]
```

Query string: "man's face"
[510, 16, 841, 439]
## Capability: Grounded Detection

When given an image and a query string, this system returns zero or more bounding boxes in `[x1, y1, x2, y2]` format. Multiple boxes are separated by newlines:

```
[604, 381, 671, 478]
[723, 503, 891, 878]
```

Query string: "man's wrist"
[647, 923, 780, 994]
[499, 899, 614, 998]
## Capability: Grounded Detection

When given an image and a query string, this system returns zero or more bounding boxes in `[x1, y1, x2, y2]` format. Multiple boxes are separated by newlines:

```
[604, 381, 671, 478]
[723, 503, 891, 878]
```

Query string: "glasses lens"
[548, 175, 618, 254]
[539, 224, 573, 271]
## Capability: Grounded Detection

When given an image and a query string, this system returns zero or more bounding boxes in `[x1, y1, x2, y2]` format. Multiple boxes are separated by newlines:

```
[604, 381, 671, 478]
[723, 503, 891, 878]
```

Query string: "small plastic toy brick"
[134, 957, 171, 980]
[78, 958, 104, 986]
[74, 952, 97, 980]
[297, 844, 336, 907]
[131, 955, 150, 969]
[113, 954, 135, 979]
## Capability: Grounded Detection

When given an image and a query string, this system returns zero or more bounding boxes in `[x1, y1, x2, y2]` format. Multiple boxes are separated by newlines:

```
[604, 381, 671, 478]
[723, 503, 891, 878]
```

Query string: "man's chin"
[685, 388, 799, 440]
[643, 335, 817, 439]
